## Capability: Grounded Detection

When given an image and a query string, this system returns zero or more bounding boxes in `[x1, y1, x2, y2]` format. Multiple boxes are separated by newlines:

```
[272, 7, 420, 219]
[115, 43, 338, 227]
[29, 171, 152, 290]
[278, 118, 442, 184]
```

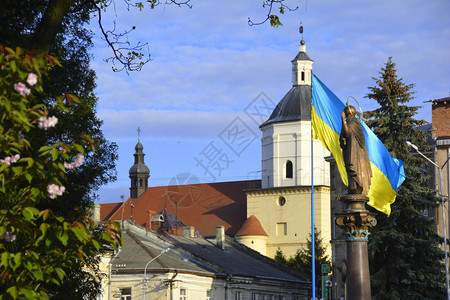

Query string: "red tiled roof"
[101, 180, 261, 237]
[235, 215, 268, 236]
[100, 202, 122, 220]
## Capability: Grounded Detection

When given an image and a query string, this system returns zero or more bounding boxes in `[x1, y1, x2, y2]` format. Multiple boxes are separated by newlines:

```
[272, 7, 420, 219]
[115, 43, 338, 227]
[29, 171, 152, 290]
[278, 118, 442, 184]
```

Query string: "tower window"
[276, 222, 287, 236]
[301, 71, 305, 81]
[139, 179, 143, 187]
[278, 196, 286, 206]
[286, 161, 293, 179]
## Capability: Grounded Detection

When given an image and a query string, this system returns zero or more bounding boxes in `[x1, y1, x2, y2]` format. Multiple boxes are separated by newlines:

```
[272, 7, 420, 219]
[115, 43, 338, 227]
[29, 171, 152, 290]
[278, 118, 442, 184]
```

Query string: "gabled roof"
[100, 202, 122, 221]
[235, 215, 268, 236]
[101, 180, 261, 237]
[112, 221, 309, 285]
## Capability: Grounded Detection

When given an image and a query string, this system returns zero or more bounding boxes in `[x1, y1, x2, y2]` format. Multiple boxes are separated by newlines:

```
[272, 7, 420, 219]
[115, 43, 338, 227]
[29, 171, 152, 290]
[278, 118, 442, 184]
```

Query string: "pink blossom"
[47, 184, 66, 199]
[0, 154, 20, 165]
[64, 153, 84, 170]
[38, 116, 58, 130]
[14, 82, 31, 96]
[26, 73, 38, 86]
[2, 232, 16, 243]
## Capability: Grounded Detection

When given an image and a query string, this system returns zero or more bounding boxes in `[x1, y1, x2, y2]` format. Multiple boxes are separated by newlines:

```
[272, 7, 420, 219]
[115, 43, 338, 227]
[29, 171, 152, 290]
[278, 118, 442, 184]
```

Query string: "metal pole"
[406, 141, 449, 300]
[143, 247, 171, 300]
[311, 137, 316, 299]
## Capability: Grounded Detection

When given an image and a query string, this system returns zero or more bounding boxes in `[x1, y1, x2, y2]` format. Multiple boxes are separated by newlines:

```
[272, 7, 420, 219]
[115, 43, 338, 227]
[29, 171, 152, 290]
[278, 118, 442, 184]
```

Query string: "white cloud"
[91, 0, 450, 202]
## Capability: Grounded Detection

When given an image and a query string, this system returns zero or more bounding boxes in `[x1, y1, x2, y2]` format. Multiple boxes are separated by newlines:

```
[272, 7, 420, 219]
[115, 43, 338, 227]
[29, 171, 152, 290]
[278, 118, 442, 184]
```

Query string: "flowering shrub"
[0, 46, 121, 299]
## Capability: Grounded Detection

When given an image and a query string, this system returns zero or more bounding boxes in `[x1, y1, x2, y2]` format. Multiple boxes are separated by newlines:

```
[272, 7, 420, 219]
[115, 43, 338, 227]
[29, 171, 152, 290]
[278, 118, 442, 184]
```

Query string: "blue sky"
[90, 0, 450, 203]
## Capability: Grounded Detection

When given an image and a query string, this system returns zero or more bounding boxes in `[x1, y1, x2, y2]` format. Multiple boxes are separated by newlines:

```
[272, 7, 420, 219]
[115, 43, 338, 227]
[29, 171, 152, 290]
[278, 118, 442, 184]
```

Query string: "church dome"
[260, 85, 311, 128]
[129, 162, 150, 176]
[135, 141, 144, 151]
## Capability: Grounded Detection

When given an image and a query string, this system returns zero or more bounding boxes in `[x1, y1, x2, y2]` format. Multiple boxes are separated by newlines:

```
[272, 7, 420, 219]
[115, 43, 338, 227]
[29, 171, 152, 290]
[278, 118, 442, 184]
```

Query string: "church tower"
[129, 128, 150, 199]
[260, 28, 328, 189]
[246, 27, 331, 259]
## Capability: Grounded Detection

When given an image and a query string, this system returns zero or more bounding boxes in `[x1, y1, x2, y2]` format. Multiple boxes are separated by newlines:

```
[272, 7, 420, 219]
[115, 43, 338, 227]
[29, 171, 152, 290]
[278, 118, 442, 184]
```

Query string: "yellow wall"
[235, 235, 268, 256]
[246, 186, 331, 259]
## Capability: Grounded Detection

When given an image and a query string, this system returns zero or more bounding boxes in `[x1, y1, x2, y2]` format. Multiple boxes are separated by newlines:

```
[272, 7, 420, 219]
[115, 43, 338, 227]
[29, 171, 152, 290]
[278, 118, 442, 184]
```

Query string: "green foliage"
[274, 228, 330, 295]
[364, 58, 446, 299]
[0, 47, 121, 299]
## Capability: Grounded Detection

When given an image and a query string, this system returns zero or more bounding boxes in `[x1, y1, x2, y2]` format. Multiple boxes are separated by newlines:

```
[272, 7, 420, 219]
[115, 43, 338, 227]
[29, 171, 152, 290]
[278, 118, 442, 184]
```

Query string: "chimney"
[216, 225, 225, 250]
[183, 226, 195, 238]
[146, 210, 155, 230]
[151, 214, 164, 234]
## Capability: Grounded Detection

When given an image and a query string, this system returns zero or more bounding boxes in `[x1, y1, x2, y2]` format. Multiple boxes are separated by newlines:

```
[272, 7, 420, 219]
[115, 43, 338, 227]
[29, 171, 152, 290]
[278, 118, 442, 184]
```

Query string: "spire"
[129, 128, 150, 198]
[291, 23, 313, 86]
[299, 24, 306, 52]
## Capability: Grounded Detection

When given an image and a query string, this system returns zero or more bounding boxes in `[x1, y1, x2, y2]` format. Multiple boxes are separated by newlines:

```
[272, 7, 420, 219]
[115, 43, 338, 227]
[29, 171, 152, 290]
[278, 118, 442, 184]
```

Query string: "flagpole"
[311, 134, 316, 300]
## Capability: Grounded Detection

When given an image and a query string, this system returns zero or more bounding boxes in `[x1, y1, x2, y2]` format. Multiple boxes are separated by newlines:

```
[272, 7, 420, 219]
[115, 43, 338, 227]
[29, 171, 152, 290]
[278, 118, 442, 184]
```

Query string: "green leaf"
[32, 270, 44, 281]
[58, 232, 69, 246]
[13, 253, 22, 271]
[31, 187, 40, 196]
[6, 286, 18, 299]
[22, 207, 34, 221]
[72, 227, 87, 242]
[73, 143, 85, 154]
[55, 267, 66, 281]
[12, 166, 23, 176]
[1, 251, 9, 267]
[51, 148, 59, 160]
[40, 223, 49, 235]
[25, 172, 32, 183]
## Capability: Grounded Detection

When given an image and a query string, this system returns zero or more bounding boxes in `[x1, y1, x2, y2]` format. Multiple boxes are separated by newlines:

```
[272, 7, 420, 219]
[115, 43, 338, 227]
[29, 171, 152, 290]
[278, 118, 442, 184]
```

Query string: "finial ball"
[300, 40, 305, 45]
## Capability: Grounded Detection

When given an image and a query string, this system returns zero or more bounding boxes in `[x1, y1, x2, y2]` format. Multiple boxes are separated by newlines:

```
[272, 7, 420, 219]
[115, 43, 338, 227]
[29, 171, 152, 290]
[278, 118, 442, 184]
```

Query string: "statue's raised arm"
[339, 104, 372, 195]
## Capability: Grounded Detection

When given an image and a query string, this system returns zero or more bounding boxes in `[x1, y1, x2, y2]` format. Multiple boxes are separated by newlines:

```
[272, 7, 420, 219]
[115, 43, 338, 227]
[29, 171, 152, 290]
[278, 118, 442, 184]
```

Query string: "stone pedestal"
[336, 194, 376, 300]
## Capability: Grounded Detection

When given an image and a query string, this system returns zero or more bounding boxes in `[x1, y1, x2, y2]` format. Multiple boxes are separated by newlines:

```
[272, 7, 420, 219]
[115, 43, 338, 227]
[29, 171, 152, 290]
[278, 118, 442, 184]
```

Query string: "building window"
[180, 289, 187, 300]
[139, 179, 143, 187]
[235, 291, 242, 300]
[278, 196, 286, 206]
[286, 161, 293, 179]
[252, 293, 258, 300]
[276, 222, 287, 236]
[301, 71, 305, 81]
[207, 290, 211, 300]
[120, 288, 131, 300]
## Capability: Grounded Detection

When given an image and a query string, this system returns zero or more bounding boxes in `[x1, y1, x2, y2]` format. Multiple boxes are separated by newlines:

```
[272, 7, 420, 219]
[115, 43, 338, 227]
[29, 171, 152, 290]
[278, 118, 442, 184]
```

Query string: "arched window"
[301, 71, 305, 81]
[286, 160, 293, 179]
[139, 179, 143, 187]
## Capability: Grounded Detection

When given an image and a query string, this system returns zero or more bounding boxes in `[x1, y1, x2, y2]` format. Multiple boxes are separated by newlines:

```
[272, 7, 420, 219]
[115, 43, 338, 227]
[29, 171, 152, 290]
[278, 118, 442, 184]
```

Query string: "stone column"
[336, 194, 377, 300]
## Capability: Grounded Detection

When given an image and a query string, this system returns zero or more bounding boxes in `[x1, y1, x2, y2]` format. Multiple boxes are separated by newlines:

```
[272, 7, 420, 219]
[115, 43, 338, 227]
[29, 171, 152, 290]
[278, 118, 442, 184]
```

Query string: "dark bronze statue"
[340, 104, 372, 195]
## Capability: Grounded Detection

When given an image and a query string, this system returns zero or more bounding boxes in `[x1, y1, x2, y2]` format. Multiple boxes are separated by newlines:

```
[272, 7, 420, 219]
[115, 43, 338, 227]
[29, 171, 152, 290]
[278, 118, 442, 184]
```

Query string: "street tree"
[364, 57, 446, 299]
[275, 228, 330, 296]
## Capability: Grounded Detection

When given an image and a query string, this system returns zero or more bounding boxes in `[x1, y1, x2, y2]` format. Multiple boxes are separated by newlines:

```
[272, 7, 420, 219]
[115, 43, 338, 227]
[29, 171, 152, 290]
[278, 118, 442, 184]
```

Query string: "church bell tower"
[129, 128, 150, 198]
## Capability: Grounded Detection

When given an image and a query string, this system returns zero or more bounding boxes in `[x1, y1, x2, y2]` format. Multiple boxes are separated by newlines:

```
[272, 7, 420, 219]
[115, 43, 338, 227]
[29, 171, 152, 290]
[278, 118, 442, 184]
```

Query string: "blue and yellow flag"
[311, 74, 405, 215]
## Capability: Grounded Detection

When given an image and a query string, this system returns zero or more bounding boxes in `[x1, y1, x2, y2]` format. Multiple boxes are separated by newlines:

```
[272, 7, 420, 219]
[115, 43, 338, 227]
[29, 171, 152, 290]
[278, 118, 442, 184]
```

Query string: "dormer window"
[301, 71, 305, 81]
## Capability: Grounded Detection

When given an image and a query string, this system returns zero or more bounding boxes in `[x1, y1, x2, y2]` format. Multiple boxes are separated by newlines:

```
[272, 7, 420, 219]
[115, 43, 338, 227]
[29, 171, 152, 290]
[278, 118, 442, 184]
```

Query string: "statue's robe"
[340, 118, 372, 195]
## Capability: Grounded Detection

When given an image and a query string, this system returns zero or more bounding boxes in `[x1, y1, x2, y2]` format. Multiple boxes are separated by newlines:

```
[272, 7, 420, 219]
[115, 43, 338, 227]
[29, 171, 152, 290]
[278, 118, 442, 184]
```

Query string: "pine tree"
[364, 57, 446, 299]
[274, 228, 330, 295]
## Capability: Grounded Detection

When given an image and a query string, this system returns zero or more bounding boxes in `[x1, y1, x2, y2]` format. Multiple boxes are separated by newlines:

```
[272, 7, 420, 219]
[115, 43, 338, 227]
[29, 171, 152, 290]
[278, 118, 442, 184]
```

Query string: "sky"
[89, 0, 450, 204]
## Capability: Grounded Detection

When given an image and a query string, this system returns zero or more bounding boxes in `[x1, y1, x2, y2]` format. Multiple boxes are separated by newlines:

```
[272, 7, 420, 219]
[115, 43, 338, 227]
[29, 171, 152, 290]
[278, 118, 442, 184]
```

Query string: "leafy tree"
[0, 47, 120, 299]
[275, 228, 330, 295]
[1, 2, 119, 297]
[364, 57, 446, 299]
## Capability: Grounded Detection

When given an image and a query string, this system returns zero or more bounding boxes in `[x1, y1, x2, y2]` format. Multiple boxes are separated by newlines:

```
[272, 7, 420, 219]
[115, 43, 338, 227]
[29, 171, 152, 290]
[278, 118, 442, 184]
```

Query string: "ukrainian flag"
[311, 74, 405, 216]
